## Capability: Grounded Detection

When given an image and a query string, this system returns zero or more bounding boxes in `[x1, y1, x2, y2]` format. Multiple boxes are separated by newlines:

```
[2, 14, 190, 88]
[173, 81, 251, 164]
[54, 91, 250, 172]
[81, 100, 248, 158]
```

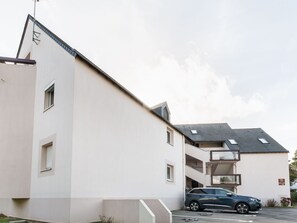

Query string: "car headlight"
[249, 198, 257, 202]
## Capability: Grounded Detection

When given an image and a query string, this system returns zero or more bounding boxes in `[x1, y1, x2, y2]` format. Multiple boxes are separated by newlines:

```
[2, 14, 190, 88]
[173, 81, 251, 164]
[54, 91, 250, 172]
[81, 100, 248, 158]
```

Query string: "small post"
[33, 0, 41, 45]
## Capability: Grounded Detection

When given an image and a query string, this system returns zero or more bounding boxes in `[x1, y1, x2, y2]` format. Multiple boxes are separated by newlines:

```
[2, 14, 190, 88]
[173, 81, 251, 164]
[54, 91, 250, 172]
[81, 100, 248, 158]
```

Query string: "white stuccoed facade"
[0, 63, 36, 199]
[237, 153, 290, 203]
[0, 16, 185, 222]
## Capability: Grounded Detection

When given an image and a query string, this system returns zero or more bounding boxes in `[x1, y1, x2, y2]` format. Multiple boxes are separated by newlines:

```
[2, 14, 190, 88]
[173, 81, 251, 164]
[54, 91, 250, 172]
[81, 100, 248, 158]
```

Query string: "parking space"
[172, 208, 297, 223]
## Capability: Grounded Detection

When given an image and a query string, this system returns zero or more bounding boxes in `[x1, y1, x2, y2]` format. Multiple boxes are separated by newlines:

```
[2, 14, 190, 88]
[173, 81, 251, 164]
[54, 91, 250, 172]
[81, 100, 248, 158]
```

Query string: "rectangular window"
[44, 83, 55, 110]
[167, 164, 174, 182]
[167, 128, 174, 145]
[258, 138, 269, 144]
[191, 129, 198, 135]
[228, 139, 238, 145]
[41, 142, 53, 172]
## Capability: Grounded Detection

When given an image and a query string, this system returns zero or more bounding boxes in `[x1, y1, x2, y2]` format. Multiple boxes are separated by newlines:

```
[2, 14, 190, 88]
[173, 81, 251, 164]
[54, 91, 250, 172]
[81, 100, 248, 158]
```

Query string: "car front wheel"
[189, 201, 200, 211]
[236, 202, 249, 214]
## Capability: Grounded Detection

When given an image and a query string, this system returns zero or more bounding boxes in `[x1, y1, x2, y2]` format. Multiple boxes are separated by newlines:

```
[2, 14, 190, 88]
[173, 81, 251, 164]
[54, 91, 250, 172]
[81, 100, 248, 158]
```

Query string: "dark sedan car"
[185, 187, 261, 214]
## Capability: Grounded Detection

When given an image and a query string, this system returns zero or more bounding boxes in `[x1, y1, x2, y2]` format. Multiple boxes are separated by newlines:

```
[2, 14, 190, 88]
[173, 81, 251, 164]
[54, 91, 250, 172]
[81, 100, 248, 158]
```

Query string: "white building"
[176, 123, 290, 203]
[0, 15, 291, 222]
[0, 15, 185, 223]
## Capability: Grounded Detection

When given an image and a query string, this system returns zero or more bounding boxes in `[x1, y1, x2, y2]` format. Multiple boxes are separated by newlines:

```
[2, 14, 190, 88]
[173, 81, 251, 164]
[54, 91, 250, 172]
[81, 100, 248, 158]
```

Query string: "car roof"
[190, 187, 224, 190]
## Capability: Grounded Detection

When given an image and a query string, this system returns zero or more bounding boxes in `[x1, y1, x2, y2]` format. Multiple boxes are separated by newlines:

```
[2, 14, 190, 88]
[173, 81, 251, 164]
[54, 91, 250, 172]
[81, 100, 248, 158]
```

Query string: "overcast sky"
[1, 0, 297, 159]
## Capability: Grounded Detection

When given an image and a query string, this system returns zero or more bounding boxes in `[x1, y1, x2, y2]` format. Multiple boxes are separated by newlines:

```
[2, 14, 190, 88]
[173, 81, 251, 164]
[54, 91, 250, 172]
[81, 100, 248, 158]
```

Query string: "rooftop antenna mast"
[33, 0, 40, 45]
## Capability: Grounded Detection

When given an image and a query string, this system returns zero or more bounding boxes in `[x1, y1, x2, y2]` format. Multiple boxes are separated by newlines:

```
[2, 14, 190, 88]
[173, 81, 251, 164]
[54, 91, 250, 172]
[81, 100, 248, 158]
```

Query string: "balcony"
[211, 174, 241, 186]
[210, 150, 240, 162]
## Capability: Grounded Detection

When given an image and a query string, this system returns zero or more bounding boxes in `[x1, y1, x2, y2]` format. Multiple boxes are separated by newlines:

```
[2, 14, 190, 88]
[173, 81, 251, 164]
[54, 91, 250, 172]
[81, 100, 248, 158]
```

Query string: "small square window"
[228, 139, 238, 145]
[191, 129, 198, 135]
[167, 128, 174, 145]
[167, 164, 174, 182]
[44, 84, 55, 110]
[258, 138, 269, 144]
[41, 142, 53, 172]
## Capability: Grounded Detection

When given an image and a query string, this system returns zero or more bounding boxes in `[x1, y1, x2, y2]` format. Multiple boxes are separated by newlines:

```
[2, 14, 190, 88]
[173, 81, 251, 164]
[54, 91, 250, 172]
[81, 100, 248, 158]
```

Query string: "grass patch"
[0, 214, 23, 223]
[0, 217, 18, 223]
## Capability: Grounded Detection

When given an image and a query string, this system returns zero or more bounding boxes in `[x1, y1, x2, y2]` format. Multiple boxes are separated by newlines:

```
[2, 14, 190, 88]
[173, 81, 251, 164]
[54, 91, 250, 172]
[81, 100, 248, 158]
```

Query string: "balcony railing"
[186, 164, 203, 173]
[210, 150, 240, 162]
[211, 174, 241, 186]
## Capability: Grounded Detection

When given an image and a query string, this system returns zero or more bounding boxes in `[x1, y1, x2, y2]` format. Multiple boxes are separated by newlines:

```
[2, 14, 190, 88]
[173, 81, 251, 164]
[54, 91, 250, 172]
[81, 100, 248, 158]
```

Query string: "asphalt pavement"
[172, 208, 297, 223]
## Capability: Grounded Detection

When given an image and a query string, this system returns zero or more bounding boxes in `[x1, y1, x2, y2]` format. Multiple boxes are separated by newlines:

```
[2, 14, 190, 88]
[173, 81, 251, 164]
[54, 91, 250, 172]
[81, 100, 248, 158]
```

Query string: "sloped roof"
[175, 123, 288, 154]
[175, 123, 234, 142]
[16, 15, 186, 136]
[233, 128, 288, 154]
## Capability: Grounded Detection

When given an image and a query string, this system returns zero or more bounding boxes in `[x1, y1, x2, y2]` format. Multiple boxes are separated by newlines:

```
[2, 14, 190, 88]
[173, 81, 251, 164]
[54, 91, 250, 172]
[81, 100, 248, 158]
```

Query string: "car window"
[190, 189, 206, 194]
[215, 188, 234, 195]
[215, 189, 228, 195]
[203, 189, 215, 194]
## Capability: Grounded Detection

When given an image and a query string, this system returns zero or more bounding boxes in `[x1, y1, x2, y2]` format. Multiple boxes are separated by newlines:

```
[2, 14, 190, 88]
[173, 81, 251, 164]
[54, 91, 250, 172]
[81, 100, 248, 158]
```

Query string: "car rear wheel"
[189, 201, 200, 211]
[236, 202, 249, 214]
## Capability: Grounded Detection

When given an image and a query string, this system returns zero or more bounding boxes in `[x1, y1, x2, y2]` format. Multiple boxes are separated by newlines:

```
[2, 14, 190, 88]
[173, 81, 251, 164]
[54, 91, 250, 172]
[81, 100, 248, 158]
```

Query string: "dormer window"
[191, 129, 198, 135]
[258, 138, 269, 144]
[228, 139, 238, 145]
[163, 107, 169, 122]
[151, 102, 171, 122]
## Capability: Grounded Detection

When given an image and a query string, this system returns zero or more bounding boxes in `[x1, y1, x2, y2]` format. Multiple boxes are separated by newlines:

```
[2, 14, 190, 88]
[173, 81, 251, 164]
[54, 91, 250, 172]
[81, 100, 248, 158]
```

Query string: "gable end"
[17, 15, 76, 58]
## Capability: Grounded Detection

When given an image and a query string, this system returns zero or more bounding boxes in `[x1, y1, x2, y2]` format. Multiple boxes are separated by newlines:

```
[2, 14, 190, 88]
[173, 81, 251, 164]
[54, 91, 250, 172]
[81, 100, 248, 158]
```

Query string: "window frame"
[190, 129, 198, 135]
[39, 135, 56, 177]
[40, 142, 53, 172]
[258, 138, 269, 144]
[166, 127, 174, 145]
[228, 139, 238, 145]
[44, 82, 55, 111]
[166, 163, 175, 182]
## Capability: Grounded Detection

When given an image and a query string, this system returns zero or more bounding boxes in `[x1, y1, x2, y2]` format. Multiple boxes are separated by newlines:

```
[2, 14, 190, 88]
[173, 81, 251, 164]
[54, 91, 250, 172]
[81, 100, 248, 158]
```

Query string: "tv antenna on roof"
[33, 0, 40, 45]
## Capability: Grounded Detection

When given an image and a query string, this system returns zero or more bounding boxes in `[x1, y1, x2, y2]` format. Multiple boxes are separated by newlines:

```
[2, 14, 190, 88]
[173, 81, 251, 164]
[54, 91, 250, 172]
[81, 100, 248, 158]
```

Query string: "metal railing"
[211, 174, 241, 186]
[210, 150, 240, 162]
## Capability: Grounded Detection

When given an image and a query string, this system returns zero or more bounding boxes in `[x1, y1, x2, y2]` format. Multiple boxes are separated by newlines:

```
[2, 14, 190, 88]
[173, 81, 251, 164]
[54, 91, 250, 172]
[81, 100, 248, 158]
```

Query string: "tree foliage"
[289, 150, 297, 184]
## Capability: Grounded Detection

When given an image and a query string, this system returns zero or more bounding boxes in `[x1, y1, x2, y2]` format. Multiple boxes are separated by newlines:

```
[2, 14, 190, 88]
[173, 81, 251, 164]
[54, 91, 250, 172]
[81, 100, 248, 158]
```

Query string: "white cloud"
[4, 0, 266, 127]
[119, 49, 267, 124]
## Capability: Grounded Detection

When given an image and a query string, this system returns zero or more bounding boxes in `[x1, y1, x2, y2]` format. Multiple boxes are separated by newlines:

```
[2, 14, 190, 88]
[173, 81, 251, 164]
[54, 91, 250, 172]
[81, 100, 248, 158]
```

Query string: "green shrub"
[99, 215, 114, 223]
[291, 191, 297, 205]
[266, 199, 278, 207]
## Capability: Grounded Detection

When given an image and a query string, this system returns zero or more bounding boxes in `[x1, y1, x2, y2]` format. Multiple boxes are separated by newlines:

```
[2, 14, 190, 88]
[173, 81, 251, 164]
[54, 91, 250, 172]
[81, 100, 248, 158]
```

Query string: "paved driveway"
[172, 208, 297, 223]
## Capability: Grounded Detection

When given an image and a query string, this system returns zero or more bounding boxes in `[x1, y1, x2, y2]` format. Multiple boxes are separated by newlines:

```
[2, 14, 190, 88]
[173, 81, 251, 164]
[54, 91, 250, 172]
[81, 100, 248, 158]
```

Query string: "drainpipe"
[182, 135, 186, 202]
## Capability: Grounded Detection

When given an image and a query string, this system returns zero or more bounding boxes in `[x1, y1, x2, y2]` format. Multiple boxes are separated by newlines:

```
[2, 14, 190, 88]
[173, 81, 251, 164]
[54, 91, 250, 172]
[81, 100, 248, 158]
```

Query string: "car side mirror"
[226, 193, 233, 197]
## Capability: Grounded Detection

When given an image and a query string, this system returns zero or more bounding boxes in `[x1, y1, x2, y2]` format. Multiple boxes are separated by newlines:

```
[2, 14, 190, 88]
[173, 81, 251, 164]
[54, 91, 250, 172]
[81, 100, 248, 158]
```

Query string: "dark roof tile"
[175, 123, 288, 154]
